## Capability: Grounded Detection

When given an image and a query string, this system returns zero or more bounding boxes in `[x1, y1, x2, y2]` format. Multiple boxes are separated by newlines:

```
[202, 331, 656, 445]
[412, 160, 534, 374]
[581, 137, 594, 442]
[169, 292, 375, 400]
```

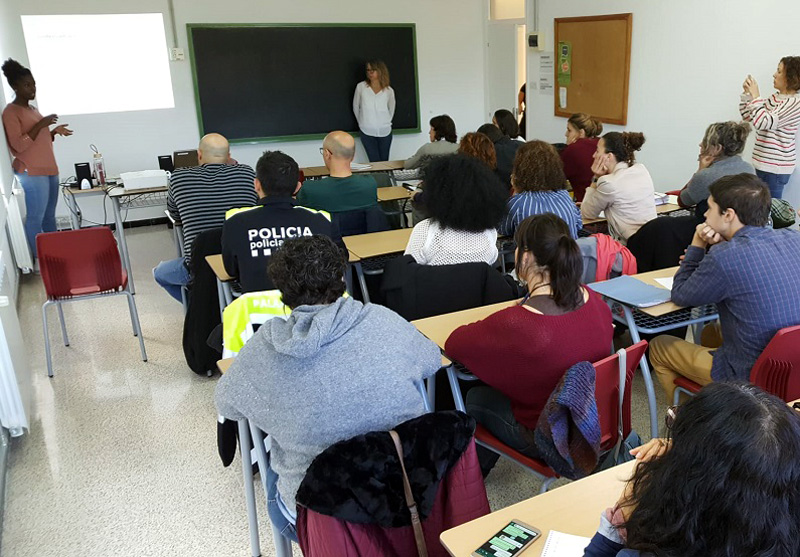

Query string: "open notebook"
[541, 530, 592, 556]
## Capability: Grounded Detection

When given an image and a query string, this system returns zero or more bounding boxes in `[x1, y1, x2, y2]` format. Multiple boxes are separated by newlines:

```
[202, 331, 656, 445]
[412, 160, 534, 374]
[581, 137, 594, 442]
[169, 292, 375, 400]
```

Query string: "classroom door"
[486, 20, 526, 122]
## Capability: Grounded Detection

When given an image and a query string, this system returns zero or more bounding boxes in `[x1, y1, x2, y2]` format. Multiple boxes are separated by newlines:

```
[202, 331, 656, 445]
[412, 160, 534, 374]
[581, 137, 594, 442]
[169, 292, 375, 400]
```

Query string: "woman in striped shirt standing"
[739, 56, 800, 199]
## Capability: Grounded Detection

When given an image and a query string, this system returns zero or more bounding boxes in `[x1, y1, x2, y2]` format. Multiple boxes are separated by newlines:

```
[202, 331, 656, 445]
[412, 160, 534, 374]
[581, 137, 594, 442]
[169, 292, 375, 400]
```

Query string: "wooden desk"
[205, 254, 233, 282]
[377, 185, 413, 202]
[412, 300, 519, 350]
[440, 460, 636, 556]
[631, 266, 682, 317]
[583, 203, 682, 226]
[217, 358, 233, 374]
[302, 160, 405, 178]
[343, 228, 413, 259]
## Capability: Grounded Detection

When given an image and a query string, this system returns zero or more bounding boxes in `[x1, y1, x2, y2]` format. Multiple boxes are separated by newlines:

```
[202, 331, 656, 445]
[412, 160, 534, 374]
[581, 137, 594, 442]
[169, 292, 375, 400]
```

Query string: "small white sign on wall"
[539, 53, 554, 94]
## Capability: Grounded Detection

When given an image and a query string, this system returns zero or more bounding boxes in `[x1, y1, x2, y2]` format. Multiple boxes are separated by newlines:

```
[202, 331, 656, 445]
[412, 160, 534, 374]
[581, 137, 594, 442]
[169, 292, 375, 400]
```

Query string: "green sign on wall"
[558, 41, 572, 86]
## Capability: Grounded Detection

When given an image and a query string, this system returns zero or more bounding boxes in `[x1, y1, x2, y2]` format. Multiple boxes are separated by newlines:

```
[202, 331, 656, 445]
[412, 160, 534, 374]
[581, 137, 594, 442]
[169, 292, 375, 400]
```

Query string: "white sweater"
[404, 219, 498, 266]
[581, 161, 656, 243]
[353, 81, 396, 137]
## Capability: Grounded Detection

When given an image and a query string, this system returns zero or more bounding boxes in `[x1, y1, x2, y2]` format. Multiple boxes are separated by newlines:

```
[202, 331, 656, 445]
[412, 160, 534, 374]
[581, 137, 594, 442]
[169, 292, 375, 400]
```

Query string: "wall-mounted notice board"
[187, 24, 420, 144]
[554, 13, 632, 125]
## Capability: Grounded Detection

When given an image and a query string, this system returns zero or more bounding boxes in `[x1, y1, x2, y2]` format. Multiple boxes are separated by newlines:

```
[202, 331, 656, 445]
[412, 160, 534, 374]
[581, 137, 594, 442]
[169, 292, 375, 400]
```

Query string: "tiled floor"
[1, 224, 666, 556]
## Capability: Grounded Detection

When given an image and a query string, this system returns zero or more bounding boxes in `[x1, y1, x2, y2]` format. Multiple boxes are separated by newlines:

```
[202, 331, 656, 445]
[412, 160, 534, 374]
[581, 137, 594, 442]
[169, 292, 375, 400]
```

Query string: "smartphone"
[471, 520, 541, 557]
[402, 182, 418, 191]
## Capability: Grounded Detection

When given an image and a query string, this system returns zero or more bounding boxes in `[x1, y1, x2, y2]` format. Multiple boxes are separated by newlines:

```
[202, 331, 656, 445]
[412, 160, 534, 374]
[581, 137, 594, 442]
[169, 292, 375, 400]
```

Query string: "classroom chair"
[673, 325, 800, 405]
[446, 341, 648, 493]
[37, 227, 147, 378]
[240, 381, 432, 557]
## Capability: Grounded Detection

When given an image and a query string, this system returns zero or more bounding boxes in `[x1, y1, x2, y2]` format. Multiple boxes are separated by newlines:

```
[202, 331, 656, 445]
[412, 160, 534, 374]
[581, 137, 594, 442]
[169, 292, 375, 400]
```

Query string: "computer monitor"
[173, 149, 199, 169]
[158, 155, 174, 172]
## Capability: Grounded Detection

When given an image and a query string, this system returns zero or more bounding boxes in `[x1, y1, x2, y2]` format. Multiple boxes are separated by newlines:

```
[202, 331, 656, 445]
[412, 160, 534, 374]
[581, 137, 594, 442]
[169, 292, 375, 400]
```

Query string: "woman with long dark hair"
[2, 58, 72, 258]
[445, 214, 613, 475]
[585, 381, 800, 556]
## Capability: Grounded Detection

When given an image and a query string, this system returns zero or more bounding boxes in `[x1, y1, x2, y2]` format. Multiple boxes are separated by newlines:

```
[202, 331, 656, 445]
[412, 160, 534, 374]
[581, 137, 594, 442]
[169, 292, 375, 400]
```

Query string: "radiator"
[6, 188, 33, 272]
[0, 251, 29, 436]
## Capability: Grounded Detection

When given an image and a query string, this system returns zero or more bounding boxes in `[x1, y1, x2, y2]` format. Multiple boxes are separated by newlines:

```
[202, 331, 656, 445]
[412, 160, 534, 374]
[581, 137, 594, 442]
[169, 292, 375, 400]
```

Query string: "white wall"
[526, 0, 800, 210]
[1, 0, 487, 179]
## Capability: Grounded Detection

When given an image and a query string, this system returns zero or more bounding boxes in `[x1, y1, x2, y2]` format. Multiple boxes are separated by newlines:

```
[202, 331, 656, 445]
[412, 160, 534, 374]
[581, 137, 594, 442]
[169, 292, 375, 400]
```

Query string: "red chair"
[37, 227, 147, 377]
[673, 325, 800, 405]
[446, 341, 648, 492]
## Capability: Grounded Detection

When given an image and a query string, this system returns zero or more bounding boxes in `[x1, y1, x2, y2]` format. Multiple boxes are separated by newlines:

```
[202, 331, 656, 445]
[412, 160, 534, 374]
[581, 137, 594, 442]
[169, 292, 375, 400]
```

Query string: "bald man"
[155, 133, 257, 302]
[296, 131, 378, 215]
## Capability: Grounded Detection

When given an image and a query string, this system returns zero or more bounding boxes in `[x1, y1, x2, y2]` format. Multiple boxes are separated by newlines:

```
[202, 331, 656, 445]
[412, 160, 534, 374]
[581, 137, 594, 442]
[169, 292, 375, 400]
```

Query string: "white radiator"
[6, 186, 33, 272]
[0, 252, 29, 436]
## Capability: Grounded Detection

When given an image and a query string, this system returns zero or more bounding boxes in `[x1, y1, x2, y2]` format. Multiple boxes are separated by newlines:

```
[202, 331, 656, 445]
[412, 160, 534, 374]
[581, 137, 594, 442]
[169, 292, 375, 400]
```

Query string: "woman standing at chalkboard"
[353, 59, 395, 162]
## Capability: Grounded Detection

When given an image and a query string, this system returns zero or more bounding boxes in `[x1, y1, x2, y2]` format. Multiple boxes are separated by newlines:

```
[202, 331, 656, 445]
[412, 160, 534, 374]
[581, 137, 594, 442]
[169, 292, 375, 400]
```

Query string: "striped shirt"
[739, 92, 800, 174]
[672, 226, 800, 381]
[498, 189, 583, 238]
[167, 163, 257, 261]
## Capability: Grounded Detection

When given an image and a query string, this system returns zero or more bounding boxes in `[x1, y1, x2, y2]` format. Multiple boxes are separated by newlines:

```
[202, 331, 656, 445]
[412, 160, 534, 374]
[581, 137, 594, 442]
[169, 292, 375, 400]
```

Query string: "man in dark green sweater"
[296, 131, 378, 213]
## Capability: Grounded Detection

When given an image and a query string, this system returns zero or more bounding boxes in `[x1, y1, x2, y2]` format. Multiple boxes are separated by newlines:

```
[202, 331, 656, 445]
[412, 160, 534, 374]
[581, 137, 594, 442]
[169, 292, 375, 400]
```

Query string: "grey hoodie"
[215, 296, 442, 510]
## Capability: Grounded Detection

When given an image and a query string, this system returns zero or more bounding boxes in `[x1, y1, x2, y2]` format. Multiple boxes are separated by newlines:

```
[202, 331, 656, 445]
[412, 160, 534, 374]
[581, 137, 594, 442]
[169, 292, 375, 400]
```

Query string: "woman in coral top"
[445, 213, 613, 475]
[2, 58, 72, 257]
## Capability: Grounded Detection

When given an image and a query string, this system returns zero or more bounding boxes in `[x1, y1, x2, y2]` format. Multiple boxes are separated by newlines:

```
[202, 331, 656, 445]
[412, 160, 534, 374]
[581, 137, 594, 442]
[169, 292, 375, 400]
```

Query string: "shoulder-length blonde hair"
[365, 59, 390, 89]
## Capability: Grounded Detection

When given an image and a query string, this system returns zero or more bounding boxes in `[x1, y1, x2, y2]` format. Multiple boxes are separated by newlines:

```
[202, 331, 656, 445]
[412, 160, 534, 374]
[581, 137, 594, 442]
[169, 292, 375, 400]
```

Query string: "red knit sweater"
[444, 289, 613, 429]
[560, 137, 599, 202]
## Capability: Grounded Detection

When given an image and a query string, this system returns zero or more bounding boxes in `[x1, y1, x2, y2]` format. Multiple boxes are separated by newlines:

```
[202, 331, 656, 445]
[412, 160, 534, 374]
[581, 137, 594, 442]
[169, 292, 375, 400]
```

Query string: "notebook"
[588, 275, 672, 308]
[541, 530, 592, 557]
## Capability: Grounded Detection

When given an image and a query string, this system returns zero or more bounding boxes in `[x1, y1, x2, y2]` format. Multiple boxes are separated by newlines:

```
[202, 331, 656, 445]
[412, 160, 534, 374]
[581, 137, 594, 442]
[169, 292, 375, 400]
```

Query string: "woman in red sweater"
[445, 213, 613, 475]
[560, 113, 603, 202]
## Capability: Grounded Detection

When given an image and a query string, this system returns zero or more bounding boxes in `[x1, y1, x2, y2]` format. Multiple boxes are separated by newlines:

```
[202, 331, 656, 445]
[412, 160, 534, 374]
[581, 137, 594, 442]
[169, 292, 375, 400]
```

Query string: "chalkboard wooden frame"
[186, 23, 421, 144]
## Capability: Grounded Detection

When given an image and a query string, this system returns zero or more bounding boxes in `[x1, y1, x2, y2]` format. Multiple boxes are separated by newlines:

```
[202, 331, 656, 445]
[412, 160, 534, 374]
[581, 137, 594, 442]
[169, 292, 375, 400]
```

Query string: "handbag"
[389, 429, 429, 557]
[770, 198, 796, 229]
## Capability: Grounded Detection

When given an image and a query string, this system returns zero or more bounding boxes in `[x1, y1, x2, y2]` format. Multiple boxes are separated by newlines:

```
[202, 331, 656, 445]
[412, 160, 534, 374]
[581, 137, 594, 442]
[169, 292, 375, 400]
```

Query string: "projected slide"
[21, 13, 175, 115]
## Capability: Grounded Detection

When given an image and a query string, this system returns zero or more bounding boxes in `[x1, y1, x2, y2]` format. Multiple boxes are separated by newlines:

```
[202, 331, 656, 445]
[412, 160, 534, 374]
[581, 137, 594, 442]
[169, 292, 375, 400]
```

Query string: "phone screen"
[472, 520, 540, 557]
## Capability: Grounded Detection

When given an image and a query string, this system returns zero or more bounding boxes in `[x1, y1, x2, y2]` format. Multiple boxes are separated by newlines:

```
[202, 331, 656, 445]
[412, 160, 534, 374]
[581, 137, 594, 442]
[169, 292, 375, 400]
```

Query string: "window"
[490, 0, 525, 20]
[20, 13, 175, 115]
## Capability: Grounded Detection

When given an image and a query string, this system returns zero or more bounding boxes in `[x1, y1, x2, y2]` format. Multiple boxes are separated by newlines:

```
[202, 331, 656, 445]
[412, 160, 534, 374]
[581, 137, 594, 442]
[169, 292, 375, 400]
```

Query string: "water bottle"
[93, 152, 106, 186]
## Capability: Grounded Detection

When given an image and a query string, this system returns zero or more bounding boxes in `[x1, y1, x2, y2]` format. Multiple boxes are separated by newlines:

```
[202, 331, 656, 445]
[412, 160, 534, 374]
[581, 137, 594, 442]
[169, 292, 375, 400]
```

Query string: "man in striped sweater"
[154, 133, 257, 301]
[739, 56, 800, 199]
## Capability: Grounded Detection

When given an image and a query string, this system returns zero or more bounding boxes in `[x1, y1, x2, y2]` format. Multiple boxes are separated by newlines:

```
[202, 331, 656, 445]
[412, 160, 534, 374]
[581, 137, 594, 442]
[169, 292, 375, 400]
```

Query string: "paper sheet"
[655, 277, 674, 291]
[541, 530, 591, 557]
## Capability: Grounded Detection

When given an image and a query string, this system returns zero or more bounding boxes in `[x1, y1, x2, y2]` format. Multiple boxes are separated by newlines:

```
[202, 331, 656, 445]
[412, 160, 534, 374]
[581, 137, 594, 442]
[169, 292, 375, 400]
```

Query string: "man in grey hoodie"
[215, 235, 441, 541]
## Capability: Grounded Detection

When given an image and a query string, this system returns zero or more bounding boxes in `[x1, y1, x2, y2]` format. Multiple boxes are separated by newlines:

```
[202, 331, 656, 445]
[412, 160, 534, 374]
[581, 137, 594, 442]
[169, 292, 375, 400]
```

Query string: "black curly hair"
[267, 235, 346, 309]
[624, 382, 800, 556]
[1, 58, 32, 88]
[421, 154, 508, 232]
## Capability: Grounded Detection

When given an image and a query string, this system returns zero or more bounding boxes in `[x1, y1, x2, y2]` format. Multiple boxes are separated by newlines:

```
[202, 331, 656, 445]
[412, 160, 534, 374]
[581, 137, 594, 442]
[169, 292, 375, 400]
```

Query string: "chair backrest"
[750, 325, 800, 402]
[332, 205, 390, 237]
[37, 227, 124, 299]
[593, 341, 648, 451]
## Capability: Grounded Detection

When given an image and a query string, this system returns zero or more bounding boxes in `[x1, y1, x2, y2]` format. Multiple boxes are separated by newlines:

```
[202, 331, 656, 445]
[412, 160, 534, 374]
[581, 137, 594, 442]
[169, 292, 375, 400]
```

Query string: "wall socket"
[170, 47, 185, 61]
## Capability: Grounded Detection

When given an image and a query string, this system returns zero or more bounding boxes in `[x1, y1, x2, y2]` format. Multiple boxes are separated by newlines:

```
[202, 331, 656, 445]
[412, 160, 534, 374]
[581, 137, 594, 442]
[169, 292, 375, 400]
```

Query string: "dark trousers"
[756, 169, 791, 199]
[361, 133, 392, 162]
[466, 386, 540, 476]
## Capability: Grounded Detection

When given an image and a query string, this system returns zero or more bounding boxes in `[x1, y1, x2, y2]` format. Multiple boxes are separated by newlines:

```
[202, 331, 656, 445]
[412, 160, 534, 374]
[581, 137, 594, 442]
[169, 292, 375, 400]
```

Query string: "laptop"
[173, 149, 199, 169]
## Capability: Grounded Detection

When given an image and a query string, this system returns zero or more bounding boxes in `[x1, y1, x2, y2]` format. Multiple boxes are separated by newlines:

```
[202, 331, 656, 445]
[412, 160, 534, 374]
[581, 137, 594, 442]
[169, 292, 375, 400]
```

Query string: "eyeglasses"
[665, 405, 678, 432]
[319, 147, 327, 156]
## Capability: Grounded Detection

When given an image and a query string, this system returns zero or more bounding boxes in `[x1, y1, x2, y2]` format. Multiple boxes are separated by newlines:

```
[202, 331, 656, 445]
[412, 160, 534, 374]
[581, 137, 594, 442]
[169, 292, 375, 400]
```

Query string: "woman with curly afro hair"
[404, 154, 508, 266]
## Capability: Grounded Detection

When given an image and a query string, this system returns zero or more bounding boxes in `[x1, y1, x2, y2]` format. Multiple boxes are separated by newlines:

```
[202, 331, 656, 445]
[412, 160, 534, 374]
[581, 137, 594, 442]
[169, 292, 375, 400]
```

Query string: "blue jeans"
[756, 169, 791, 199]
[15, 172, 59, 258]
[266, 453, 298, 543]
[153, 257, 190, 302]
[360, 133, 392, 162]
